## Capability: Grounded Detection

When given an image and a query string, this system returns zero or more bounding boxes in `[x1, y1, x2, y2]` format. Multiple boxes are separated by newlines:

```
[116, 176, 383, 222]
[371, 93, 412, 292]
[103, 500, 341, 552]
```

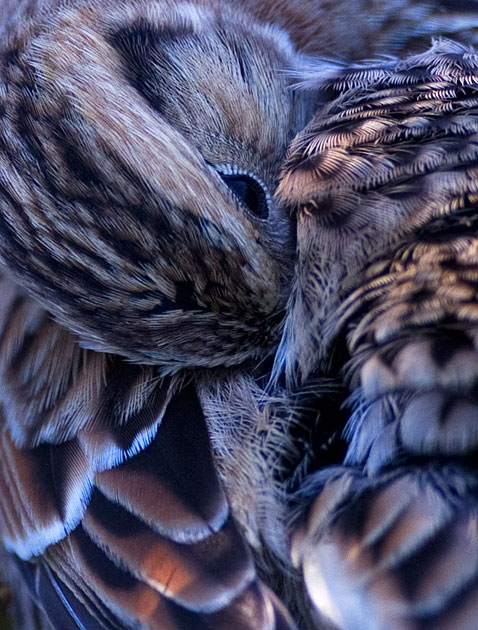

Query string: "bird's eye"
[219, 172, 269, 220]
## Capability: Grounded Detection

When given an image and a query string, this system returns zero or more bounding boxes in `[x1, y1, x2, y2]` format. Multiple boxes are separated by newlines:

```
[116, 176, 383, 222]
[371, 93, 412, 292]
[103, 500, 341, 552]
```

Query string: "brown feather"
[282, 40, 478, 630]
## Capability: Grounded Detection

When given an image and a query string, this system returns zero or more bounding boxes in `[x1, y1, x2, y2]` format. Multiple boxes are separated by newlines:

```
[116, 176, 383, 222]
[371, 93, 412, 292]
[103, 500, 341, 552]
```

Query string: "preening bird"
[0, 1, 315, 627]
[3, 0, 478, 629]
[278, 39, 478, 629]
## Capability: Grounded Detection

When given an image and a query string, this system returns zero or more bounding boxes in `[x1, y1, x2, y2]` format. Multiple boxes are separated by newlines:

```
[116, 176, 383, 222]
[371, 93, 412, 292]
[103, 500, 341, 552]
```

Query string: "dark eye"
[220, 173, 269, 219]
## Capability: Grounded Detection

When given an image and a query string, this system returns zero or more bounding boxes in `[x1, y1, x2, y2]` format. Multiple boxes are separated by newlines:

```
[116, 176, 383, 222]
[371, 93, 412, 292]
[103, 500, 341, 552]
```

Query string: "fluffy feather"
[281, 40, 478, 629]
[0, 271, 305, 628]
[0, 1, 309, 626]
[4, 0, 478, 628]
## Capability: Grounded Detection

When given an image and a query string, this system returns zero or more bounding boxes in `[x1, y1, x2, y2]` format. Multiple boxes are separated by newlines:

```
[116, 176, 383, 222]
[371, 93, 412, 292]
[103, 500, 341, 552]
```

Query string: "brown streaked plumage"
[0, 269, 300, 630]
[279, 40, 478, 629]
[0, 0, 313, 371]
[2, 0, 475, 378]
[277, 37, 478, 384]
[0, 1, 312, 628]
[4, 0, 478, 62]
[3, 0, 478, 629]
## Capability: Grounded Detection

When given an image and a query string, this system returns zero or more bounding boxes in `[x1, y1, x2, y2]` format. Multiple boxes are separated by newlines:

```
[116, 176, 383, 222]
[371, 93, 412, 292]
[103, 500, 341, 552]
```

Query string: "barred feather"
[0, 272, 299, 629]
[281, 40, 478, 630]
[4, 1, 478, 629]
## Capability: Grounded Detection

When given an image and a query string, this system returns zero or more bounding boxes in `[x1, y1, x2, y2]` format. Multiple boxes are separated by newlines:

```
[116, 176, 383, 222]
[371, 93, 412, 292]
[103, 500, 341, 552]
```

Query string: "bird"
[3, 1, 478, 629]
[0, 0, 317, 627]
[277, 38, 478, 629]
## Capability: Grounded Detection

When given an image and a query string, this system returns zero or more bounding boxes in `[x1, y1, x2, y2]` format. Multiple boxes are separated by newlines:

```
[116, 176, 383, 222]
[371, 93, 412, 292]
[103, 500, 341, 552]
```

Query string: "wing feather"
[285, 40, 478, 629]
[0, 274, 294, 629]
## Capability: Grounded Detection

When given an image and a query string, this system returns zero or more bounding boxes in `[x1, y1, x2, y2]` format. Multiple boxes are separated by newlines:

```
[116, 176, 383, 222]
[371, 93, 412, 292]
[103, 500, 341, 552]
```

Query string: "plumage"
[0, 1, 311, 627]
[3, 0, 478, 628]
[0, 273, 299, 630]
[279, 39, 478, 629]
[0, 0, 314, 370]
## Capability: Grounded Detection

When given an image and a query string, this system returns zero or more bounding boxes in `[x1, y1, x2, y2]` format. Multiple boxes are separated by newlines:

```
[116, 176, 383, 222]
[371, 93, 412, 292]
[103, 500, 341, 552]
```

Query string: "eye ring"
[215, 164, 270, 220]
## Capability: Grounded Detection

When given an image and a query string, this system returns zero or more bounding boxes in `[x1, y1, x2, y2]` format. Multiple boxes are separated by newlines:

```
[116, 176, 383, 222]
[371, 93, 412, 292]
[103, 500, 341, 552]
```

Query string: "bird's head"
[0, 0, 312, 371]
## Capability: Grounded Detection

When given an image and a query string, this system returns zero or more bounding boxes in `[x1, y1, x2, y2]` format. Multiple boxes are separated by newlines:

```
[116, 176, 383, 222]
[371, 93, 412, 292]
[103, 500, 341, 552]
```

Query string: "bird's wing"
[0, 272, 295, 630]
[280, 40, 478, 629]
[293, 466, 478, 630]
